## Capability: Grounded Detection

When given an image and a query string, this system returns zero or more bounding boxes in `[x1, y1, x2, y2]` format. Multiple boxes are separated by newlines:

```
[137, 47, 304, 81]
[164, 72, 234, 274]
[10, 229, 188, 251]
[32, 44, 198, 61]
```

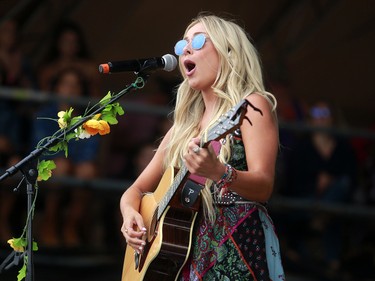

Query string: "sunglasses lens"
[174, 40, 187, 56]
[174, 34, 206, 56]
[192, 34, 206, 50]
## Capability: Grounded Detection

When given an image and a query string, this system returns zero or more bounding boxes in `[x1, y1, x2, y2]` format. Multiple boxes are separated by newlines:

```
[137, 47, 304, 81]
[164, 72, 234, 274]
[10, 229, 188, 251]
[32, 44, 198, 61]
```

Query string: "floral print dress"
[181, 137, 285, 281]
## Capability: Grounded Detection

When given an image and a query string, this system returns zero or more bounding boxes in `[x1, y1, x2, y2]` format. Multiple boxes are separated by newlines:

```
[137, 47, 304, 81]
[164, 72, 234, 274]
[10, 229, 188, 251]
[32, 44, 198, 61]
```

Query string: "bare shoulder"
[240, 93, 279, 162]
[245, 92, 275, 112]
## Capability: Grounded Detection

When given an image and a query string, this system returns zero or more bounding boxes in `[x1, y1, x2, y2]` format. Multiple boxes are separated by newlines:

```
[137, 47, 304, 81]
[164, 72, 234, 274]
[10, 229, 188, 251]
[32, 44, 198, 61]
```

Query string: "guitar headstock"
[204, 99, 249, 145]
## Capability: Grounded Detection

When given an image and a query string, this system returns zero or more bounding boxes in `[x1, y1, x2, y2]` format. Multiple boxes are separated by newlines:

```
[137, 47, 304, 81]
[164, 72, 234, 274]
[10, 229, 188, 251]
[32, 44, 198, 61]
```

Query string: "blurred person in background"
[0, 18, 36, 89]
[38, 20, 100, 97]
[0, 18, 36, 165]
[284, 100, 357, 277]
[32, 67, 100, 248]
[0, 18, 37, 243]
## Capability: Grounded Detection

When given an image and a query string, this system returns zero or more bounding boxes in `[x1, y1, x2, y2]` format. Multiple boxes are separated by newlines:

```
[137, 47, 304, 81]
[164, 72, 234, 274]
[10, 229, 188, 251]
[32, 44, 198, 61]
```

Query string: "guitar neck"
[157, 165, 189, 220]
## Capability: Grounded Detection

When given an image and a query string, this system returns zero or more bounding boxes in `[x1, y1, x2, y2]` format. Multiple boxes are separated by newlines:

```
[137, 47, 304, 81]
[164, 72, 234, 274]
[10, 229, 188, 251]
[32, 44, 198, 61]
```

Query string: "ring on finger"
[192, 146, 200, 154]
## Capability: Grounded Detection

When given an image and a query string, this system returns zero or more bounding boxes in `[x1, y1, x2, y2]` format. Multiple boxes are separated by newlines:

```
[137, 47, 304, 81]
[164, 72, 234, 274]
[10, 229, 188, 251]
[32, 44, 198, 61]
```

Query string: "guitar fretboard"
[157, 165, 189, 219]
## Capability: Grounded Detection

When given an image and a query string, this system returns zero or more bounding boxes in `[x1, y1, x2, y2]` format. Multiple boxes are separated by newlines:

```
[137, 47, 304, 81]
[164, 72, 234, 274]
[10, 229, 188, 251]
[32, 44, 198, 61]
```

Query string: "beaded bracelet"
[215, 163, 237, 196]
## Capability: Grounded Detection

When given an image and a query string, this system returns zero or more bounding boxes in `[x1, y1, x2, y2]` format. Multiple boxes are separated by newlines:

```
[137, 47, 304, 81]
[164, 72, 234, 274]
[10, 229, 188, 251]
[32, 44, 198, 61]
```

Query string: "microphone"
[98, 54, 177, 74]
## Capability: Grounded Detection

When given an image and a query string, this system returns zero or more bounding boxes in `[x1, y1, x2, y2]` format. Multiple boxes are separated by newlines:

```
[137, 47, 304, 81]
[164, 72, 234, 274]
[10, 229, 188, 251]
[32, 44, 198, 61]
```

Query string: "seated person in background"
[0, 18, 36, 89]
[38, 20, 100, 97]
[0, 18, 36, 166]
[0, 18, 36, 243]
[32, 67, 99, 247]
[291, 101, 356, 200]
[285, 100, 357, 275]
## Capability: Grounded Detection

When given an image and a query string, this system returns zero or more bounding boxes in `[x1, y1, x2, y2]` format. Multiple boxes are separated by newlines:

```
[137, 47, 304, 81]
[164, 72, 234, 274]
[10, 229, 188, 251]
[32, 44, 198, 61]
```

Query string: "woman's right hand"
[121, 206, 147, 254]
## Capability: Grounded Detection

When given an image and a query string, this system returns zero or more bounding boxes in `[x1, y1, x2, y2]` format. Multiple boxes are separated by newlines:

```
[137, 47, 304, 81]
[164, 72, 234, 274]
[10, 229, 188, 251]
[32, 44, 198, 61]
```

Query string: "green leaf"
[70, 116, 83, 126]
[115, 105, 125, 115]
[101, 114, 118, 125]
[65, 132, 77, 142]
[99, 91, 112, 105]
[61, 107, 74, 125]
[32, 241, 38, 251]
[17, 264, 26, 281]
[49, 141, 68, 157]
[13, 237, 27, 248]
[37, 160, 56, 181]
[66, 107, 74, 118]
[49, 142, 63, 152]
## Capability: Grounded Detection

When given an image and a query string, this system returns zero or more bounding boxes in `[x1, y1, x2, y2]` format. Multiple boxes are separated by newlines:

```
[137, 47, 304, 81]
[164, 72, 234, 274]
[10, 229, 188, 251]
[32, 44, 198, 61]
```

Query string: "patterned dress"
[181, 137, 285, 281]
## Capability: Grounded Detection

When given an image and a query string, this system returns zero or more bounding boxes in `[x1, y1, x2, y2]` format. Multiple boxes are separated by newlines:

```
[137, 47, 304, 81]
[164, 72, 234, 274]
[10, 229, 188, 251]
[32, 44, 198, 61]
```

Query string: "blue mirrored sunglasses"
[174, 33, 207, 56]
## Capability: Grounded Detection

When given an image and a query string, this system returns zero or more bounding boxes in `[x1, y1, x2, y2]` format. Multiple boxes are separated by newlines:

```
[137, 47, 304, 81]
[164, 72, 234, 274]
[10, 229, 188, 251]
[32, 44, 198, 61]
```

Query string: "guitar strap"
[180, 179, 204, 208]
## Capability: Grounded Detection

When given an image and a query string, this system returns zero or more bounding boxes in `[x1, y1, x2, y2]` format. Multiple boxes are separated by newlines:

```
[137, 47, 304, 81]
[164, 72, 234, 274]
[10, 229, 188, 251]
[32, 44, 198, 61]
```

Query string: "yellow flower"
[57, 111, 67, 129]
[83, 119, 110, 136]
[7, 238, 24, 252]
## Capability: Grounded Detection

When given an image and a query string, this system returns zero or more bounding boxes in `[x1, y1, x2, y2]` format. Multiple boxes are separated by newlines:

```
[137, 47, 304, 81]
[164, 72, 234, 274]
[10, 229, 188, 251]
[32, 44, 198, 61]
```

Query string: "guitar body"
[122, 166, 199, 281]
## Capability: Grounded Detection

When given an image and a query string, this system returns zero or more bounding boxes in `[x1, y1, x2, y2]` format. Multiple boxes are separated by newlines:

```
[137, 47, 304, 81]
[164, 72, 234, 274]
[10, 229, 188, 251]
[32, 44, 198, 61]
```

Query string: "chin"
[187, 80, 200, 91]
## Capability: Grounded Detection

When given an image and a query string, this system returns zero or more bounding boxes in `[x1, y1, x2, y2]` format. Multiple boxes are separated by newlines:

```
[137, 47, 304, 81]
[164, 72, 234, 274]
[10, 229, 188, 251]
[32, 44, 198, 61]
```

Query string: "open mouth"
[184, 60, 196, 73]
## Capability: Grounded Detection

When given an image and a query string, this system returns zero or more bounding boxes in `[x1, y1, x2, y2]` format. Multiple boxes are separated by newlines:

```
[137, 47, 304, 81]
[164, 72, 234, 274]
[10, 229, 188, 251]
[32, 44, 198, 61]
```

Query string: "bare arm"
[232, 93, 279, 201]
[184, 94, 279, 202]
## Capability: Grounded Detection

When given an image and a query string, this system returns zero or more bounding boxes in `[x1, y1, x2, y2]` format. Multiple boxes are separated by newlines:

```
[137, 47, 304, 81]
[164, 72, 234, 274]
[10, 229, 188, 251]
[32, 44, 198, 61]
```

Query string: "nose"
[183, 41, 192, 55]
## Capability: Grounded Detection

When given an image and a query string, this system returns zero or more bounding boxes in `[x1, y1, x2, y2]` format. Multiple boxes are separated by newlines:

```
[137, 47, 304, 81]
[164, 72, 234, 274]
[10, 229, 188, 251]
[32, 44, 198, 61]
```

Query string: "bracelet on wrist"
[215, 164, 237, 196]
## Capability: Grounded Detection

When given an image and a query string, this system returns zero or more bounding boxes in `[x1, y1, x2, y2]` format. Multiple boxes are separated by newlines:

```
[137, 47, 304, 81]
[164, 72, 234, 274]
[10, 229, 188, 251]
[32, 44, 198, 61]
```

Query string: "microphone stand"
[0, 73, 149, 281]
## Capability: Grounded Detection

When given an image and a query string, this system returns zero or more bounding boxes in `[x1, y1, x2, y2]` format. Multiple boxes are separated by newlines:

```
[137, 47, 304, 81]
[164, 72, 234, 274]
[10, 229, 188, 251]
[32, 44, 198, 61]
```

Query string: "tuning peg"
[229, 134, 234, 145]
[234, 129, 241, 136]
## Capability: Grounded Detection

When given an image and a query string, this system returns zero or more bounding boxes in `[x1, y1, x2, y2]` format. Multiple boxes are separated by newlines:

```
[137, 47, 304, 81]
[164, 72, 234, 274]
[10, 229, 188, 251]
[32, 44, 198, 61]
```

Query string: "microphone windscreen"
[162, 54, 178, 72]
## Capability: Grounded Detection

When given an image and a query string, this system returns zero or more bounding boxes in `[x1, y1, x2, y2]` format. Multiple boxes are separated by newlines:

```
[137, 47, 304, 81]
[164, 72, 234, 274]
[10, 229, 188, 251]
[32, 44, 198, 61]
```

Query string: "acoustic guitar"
[122, 99, 255, 281]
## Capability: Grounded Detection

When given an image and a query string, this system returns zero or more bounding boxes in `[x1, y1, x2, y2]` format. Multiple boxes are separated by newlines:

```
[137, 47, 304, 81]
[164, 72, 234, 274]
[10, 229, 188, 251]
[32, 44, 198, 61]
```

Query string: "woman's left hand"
[184, 137, 225, 182]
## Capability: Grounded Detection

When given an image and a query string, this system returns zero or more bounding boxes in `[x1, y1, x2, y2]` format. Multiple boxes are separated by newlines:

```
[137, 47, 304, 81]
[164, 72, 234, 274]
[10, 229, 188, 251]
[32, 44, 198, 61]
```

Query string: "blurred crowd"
[0, 18, 374, 280]
[0, 18, 173, 250]
[269, 79, 375, 280]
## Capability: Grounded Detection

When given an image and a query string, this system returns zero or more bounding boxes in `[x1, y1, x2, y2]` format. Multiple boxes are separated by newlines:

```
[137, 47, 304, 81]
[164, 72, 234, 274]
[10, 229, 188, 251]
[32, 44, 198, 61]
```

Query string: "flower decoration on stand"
[37, 91, 124, 181]
[8, 90, 125, 281]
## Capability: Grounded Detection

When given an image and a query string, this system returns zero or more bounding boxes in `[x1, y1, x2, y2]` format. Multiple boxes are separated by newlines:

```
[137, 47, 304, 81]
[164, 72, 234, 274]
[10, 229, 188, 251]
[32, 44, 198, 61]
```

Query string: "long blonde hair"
[164, 13, 277, 221]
